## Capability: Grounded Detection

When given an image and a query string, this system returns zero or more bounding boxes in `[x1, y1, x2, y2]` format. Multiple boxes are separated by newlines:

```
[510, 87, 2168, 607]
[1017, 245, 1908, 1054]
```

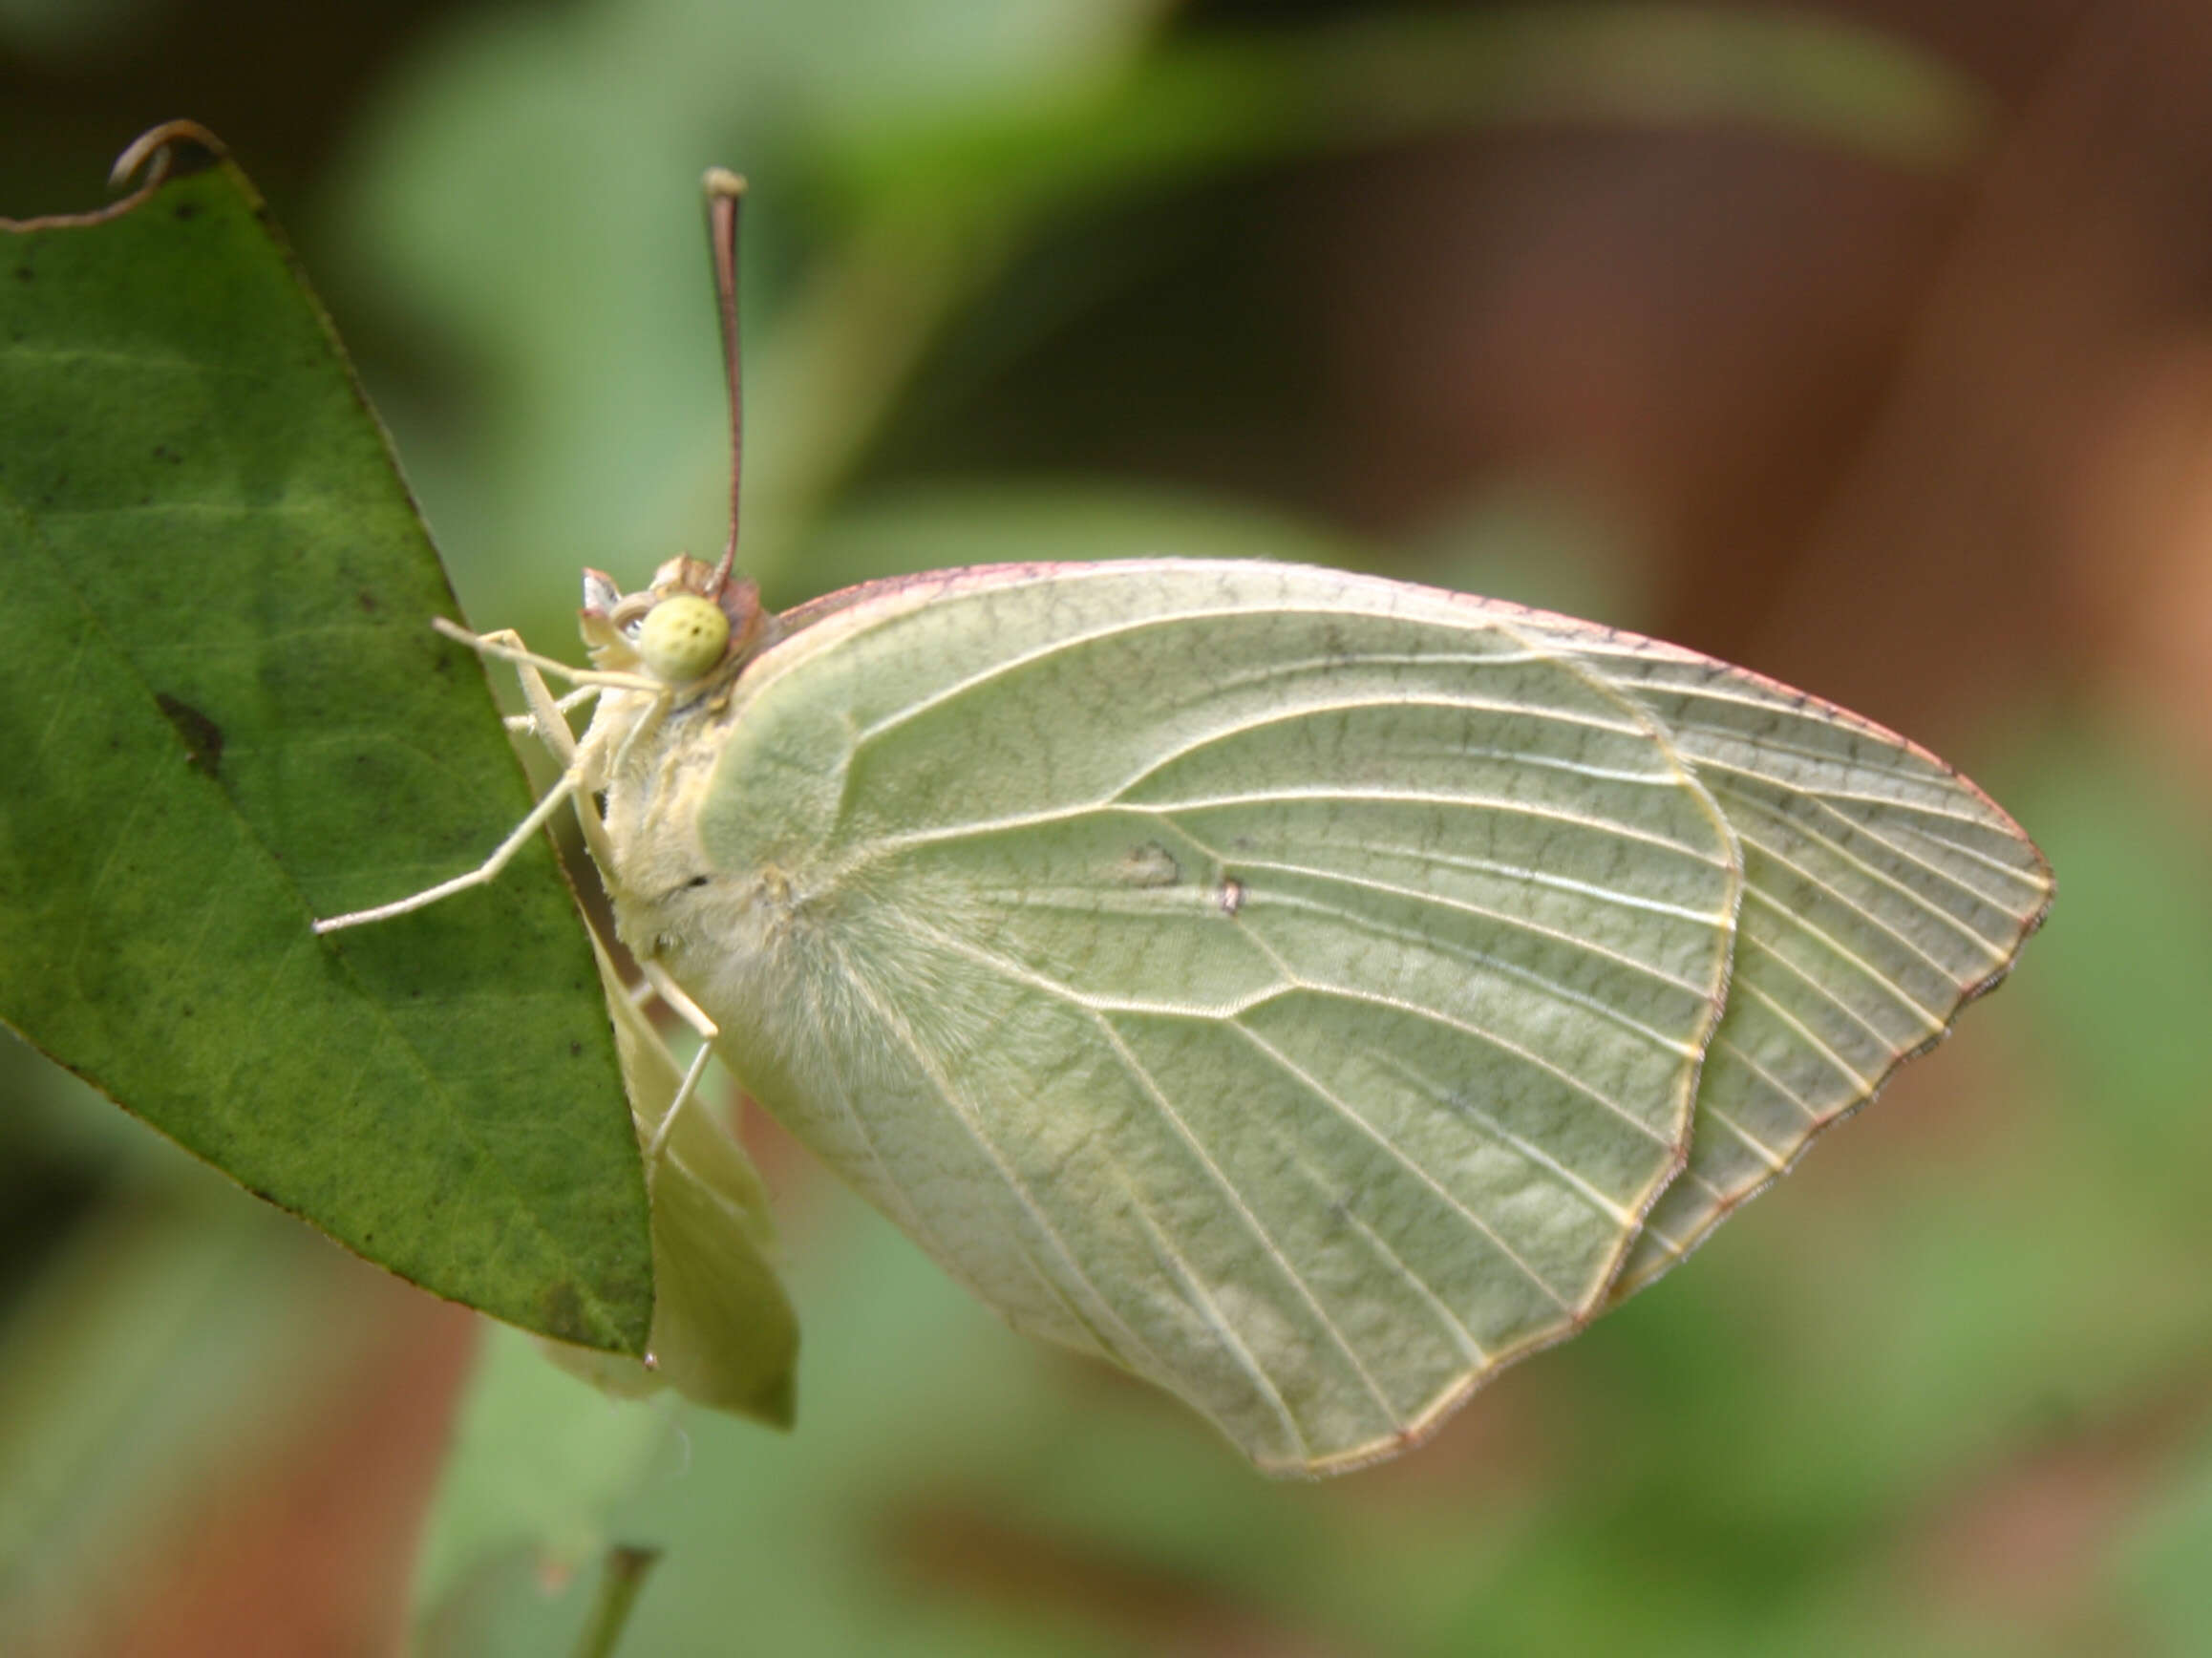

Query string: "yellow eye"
[636, 594, 730, 685]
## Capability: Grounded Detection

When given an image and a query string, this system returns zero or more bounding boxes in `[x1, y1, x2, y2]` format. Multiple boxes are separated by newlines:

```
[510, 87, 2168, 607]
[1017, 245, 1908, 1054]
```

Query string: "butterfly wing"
[1509, 616, 2054, 1290]
[643, 562, 1742, 1472]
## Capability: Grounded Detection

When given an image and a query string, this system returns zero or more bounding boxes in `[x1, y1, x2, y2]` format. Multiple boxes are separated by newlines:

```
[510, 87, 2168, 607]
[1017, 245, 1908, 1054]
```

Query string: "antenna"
[702, 167, 746, 596]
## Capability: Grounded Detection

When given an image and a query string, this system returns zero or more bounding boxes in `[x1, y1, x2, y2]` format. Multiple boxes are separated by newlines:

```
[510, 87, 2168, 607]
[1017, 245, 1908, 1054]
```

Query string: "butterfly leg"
[311, 766, 585, 932]
[467, 635, 714, 1138]
[637, 960, 719, 1165]
[314, 619, 719, 1166]
[503, 685, 600, 733]
[472, 628, 649, 890]
[432, 616, 659, 695]
[311, 627, 624, 937]
[461, 635, 718, 1169]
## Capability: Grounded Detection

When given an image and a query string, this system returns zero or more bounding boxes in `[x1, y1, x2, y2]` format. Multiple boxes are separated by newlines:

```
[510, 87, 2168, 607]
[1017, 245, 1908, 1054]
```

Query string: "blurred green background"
[9, 1, 2212, 1653]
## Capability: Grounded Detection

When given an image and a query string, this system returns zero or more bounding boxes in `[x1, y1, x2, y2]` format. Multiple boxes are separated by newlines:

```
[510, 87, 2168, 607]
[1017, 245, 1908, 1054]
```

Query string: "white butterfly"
[318, 173, 2050, 1475]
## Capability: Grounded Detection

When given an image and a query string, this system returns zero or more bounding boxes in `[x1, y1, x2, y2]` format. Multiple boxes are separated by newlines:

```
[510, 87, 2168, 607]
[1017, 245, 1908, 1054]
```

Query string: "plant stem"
[567, 1544, 663, 1658]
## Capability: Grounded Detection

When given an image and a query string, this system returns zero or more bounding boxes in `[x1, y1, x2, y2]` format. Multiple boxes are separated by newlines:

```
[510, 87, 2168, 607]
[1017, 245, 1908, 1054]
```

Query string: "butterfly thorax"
[570, 556, 807, 984]
[585, 658, 849, 1053]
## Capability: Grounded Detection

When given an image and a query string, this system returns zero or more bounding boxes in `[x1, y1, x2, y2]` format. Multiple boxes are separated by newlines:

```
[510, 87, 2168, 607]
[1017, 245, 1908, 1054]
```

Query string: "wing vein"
[1739, 885, 1949, 1036]
[1362, 1048, 1641, 1227]
[1110, 1173, 1313, 1460]
[828, 946, 1174, 1386]
[1710, 773, 2036, 946]
[866, 790, 1735, 865]
[1110, 692, 1670, 801]
[1731, 981, 1879, 1096]
[848, 602, 1628, 751]
[1243, 977, 1674, 1148]
[1153, 788, 1735, 865]
[1702, 1103, 1792, 1174]
[1228, 859, 1718, 1014]
[1708, 1034, 1826, 1124]
[1733, 929, 1925, 1055]
[1328, 1201, 1491, 1366]
[1721, 796, 2003, 978]
[1092, 1014, 1407, 1432]
[1392, 845, 1733, 925]
[1229, 1021, 1580, 1311]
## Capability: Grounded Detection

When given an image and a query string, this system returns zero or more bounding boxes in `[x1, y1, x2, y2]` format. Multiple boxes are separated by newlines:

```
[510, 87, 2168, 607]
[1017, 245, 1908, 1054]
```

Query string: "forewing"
[685, 563, 1739, 1471]
[1514, 615, 2053, 1290]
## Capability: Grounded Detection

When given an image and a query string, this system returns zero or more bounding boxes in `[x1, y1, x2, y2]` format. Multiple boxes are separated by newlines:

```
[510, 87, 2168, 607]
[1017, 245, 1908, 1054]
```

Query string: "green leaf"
[412, 1322, 678, 1639]
[0, 130, 653, 1353]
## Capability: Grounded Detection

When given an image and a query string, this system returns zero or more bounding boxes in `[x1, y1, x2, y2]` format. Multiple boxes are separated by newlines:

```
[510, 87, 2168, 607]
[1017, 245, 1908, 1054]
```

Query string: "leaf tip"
[752, 1369, 798, 1432]
[3, 119, 230, 233]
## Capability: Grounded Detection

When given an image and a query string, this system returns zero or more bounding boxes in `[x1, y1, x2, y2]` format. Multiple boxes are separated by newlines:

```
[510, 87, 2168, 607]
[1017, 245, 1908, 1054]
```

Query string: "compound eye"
[636, 593, 731, 684]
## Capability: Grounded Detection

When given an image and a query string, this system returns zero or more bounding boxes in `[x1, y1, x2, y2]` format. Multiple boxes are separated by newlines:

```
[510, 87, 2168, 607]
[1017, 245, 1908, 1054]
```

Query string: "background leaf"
[412, 1322, 679, 1640]
[0, 137, 653, 1353]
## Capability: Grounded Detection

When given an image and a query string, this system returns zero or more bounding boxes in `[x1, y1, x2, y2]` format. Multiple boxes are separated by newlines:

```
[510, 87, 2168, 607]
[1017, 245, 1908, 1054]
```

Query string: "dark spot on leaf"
[154, 692, 224, 777]
[11, 266, 30, 283]
[151, 443, 181, 464]
[173, 201, 198, 221]
[356, 588, 379, 613]
[569, 1040, 583, 1057]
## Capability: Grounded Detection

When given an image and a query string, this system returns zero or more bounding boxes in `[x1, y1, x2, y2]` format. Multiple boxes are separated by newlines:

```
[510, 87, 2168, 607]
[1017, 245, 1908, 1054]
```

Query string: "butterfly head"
[579, 556, 771, 688]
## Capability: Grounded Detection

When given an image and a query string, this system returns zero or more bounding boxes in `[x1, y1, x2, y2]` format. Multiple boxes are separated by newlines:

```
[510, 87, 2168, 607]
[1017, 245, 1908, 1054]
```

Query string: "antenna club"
[703, 167, 748, 201]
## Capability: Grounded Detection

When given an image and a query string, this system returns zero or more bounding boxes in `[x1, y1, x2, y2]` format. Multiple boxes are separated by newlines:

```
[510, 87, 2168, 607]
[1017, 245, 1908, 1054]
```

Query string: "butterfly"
[317, 172, 2051, 1476]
